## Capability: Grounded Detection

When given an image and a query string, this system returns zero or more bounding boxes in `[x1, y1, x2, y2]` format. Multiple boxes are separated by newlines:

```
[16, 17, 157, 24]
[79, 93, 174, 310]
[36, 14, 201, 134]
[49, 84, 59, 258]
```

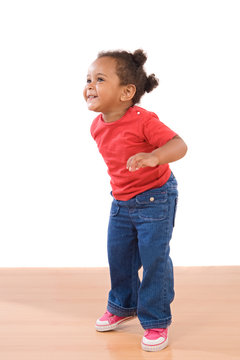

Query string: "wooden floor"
[0, 267, 239, 360]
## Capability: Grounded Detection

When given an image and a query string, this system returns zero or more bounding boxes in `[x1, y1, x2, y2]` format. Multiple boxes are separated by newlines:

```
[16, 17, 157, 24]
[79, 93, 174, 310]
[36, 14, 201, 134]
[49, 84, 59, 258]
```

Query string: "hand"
[126, 152, 159, 172]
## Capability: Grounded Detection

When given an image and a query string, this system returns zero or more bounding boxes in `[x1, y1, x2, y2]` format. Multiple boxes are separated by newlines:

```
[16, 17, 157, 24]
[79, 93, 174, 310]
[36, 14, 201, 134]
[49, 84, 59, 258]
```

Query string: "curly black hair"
[97, 49, 159, 105]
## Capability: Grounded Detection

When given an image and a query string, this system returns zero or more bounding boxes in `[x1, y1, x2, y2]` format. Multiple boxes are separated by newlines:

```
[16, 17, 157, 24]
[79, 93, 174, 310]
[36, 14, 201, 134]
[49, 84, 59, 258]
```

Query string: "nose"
[86, 81, 95, 90]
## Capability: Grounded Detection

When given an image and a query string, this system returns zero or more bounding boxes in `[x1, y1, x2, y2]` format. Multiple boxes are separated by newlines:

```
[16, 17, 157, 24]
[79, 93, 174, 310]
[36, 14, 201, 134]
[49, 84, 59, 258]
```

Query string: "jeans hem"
[107, 301, 137, 317]
[140, 318, 172, 330]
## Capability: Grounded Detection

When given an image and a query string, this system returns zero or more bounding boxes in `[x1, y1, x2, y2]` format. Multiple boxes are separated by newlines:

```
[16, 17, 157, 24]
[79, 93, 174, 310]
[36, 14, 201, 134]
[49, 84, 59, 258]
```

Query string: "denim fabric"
[106, 172, 178, 329]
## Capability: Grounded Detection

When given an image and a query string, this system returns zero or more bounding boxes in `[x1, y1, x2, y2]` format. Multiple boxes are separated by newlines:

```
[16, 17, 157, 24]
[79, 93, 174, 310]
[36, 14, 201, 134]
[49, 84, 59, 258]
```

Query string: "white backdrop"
[0, 0, 239, 266]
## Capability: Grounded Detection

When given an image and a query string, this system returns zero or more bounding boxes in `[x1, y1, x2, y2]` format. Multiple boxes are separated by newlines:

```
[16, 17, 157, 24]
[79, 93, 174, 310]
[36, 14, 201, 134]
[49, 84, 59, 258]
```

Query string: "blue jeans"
[106, 173, 178, 330]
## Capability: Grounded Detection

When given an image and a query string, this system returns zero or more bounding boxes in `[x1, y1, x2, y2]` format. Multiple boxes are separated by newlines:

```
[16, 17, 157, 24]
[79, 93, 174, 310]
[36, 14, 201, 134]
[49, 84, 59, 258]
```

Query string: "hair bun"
[132, 49, 147, 67]
[145, 74, 159, 93]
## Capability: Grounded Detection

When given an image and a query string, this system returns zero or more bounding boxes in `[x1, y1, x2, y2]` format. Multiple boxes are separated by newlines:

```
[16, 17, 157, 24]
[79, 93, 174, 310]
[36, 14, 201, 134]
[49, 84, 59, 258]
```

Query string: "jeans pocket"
[136, 191, 168, 221]
[110, 201, 120, 217]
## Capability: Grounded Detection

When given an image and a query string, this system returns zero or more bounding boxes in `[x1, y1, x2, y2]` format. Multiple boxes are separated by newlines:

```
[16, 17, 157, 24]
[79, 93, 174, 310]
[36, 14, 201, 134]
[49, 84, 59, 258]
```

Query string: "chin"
[88, 106, 101, 113]
[87, 103, 97, 110]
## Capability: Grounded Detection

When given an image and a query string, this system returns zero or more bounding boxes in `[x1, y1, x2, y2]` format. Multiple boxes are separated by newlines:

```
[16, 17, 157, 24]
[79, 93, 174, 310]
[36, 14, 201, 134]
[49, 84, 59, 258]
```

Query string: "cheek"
[97, 86, 112, 100]
[83, 87, 88, 101]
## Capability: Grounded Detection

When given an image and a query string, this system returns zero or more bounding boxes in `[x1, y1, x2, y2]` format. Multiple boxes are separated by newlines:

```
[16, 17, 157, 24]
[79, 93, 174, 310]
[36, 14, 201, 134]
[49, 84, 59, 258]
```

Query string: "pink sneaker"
[141, 328, 169, 352]
[95, 310, 135, 332]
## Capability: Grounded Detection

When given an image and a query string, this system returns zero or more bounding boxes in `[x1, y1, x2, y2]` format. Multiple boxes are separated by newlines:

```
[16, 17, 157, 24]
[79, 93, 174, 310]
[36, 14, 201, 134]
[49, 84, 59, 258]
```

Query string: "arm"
[126, 135, 188, 172]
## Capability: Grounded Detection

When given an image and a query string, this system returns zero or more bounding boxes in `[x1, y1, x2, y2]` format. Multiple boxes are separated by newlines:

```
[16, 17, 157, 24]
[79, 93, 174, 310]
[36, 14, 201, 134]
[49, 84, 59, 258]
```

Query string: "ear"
[120, 84, 136, 102]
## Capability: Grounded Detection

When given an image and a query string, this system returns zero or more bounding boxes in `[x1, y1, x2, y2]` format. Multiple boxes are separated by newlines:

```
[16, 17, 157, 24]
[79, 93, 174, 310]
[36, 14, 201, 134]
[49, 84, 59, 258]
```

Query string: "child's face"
[83, 57, 126, 114]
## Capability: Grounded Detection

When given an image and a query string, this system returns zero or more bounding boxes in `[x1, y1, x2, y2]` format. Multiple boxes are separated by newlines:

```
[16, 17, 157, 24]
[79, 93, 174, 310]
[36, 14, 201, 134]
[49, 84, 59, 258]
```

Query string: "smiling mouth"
[88, 95, 98, 99]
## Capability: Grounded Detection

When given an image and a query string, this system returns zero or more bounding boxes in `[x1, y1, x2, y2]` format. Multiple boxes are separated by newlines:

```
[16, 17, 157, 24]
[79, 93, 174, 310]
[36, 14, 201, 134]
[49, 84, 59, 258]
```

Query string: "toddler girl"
[83, 49, 187, 352]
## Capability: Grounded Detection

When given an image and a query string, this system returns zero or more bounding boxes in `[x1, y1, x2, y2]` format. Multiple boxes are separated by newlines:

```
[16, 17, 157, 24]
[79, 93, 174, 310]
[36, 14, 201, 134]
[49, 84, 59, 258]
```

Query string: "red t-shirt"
[90, 105, 177, 200]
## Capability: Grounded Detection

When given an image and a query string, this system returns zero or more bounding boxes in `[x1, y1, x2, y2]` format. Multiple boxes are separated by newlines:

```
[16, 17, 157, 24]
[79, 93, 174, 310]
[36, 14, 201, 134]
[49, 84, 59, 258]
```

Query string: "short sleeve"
[142, 112, 177, 148]
[90, 115, 100, 140]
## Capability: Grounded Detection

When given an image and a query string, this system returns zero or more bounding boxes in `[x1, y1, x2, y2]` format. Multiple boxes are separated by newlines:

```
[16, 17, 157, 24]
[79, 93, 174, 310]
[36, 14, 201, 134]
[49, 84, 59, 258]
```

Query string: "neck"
[102, 104, 133, 123]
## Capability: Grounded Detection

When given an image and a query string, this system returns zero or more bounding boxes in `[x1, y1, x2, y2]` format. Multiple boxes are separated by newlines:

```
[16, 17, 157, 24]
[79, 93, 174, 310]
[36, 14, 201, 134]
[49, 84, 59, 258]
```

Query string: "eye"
[97, 77, 104, 82]
[86, 78, 91, 84]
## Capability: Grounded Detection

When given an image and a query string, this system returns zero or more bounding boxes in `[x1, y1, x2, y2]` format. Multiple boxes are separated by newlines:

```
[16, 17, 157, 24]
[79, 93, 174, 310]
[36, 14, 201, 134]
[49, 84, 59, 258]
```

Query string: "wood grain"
[0, 267, 239, 360]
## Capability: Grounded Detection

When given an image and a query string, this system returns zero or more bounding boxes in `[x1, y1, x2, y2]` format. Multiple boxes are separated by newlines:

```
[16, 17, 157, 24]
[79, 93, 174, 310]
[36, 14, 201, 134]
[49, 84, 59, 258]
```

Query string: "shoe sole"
[141, 336, 168, 352]
[95, 316, 135, 332]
